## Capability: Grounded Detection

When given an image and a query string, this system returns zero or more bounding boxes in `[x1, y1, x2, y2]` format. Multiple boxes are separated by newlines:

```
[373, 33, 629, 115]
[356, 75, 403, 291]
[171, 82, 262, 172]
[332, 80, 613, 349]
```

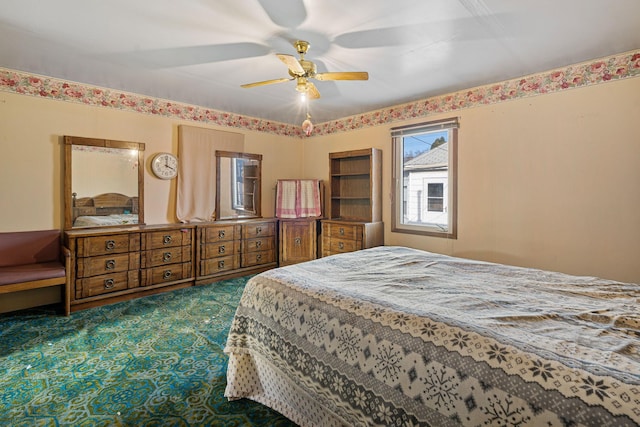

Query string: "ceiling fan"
[241, 40, 369, 99]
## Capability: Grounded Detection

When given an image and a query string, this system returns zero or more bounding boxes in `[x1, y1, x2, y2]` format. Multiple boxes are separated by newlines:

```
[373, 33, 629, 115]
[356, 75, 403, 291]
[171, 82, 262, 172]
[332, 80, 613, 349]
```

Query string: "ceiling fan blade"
[307, 82, 321, 99]
[277, 53, 305, 75]
[104, 43, 271, 69]
[257, 0, 307, 28]
[315, 71, 369, 81]
[241, 77, 292, 88]
[334, 14, 517, 49]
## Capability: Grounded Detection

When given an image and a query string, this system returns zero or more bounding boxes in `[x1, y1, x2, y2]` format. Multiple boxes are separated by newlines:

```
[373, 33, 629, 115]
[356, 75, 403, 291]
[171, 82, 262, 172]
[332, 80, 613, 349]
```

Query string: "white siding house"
[403, 142, 449, 228]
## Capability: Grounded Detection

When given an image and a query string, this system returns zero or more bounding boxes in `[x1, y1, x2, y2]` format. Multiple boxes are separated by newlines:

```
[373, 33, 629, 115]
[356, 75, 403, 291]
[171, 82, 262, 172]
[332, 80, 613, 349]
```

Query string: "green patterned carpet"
[0, 277, 298, 426]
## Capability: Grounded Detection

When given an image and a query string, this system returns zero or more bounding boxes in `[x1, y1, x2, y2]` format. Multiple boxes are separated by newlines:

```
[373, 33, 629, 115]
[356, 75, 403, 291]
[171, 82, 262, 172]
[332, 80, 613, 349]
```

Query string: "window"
[391, 117, 458, 238]
[427, 183, 444, 212]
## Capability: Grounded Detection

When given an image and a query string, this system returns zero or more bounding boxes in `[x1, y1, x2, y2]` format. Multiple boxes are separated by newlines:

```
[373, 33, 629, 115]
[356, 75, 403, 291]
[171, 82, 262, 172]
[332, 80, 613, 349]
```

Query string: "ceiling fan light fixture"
[240, 39, 368, 102]
[295, 77, 308, 93]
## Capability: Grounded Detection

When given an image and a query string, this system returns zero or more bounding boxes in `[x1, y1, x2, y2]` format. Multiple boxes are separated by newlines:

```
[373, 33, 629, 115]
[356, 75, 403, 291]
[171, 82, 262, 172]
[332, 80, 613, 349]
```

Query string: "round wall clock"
[151, 152, 178, 180]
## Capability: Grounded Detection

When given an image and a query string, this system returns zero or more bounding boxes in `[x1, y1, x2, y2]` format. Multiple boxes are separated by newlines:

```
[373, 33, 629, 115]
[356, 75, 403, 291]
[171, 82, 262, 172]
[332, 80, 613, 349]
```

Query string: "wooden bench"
[0, 230, 70, 315]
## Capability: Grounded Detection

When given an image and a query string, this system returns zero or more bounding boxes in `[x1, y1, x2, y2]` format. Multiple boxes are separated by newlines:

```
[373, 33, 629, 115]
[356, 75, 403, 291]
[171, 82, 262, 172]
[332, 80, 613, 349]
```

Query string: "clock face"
[152, 153, 178, 179]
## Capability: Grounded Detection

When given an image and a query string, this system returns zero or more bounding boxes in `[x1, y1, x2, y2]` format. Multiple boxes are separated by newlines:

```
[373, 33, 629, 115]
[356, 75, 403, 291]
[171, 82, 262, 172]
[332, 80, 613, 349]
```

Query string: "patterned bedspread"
[224, 246, 639, 426]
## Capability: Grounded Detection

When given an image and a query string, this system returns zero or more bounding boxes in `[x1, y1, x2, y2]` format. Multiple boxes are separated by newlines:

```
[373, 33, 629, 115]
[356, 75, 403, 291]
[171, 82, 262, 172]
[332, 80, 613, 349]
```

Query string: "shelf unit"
[329, 148, 382, 222]
[322, 148, 383, 256]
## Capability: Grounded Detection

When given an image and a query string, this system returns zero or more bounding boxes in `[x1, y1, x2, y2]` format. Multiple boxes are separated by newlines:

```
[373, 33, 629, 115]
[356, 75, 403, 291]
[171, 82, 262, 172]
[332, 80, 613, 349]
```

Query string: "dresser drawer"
[145, 229, 191, 249]
[201, 241, 240, 259]
[142, 263, 192, 285]
[77, 270, 139, 298]
[242, 222, 276, 239]
[202, 224, 240, 243]
[76, 234, 140, 257]
[242, 249, 275, 267]
[77, 252, 140, 278]
[324, 223, 362, 240]
[142, 246, 192, 268]
[325, 238, 361, 254]
[200, 255, 240, 275]
[243, 237, 275, 253]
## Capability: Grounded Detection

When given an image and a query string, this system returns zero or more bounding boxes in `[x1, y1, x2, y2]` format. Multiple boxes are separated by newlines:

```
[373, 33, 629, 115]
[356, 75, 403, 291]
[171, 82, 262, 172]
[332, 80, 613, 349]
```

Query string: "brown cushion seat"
[0, 229, 69, 315]
[0, 262, 66, 286]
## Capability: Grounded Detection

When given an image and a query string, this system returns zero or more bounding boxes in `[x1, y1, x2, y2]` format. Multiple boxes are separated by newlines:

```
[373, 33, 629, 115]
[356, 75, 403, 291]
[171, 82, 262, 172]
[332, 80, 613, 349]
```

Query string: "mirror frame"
[64, 135, 145, 229]
[215, 150, 262, 220]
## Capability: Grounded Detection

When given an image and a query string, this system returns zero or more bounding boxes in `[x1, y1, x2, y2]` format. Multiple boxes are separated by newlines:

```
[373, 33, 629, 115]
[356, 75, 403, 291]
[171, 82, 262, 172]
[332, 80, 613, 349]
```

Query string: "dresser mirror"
[216, 151, 262, 220]
[64, 136, 145, 229]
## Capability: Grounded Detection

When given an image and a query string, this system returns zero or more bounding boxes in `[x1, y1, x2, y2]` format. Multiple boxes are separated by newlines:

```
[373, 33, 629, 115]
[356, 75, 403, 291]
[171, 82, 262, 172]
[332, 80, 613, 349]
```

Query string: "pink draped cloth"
[275, 179, 322, 218]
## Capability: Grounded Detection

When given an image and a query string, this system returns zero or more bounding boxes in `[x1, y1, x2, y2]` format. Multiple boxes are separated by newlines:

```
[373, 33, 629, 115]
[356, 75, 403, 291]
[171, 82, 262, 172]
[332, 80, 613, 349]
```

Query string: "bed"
[72, 192, 139, 227]
[224, 246, 639, 426]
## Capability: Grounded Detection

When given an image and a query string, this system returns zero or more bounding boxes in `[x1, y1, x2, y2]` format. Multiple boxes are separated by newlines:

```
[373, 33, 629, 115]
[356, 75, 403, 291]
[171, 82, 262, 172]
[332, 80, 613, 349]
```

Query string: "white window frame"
[391, 117, 458, 238]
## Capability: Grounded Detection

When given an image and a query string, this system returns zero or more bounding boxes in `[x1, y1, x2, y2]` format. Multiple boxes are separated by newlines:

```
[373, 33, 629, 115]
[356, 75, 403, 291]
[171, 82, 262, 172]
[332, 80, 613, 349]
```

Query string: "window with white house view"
[392, 117, 458, 238]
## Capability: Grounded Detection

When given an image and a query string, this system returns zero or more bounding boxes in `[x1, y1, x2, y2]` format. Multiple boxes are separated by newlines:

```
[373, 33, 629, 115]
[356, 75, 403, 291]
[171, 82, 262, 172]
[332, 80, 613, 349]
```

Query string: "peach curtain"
[176, 125, 244, 222]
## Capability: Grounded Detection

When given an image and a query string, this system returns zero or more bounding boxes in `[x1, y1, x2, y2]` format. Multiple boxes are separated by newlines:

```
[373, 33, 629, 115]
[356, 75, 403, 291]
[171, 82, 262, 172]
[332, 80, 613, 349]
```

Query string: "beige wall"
[0, 91, 302, 311]
[302, 77, 640, 283]
[0, 91, 303, 230]
[1, 75, 638, 313]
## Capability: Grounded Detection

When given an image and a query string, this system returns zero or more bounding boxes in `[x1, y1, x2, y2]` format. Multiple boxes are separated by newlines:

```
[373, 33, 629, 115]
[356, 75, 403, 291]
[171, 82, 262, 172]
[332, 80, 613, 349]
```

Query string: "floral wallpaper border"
[1, 50, 638, 138]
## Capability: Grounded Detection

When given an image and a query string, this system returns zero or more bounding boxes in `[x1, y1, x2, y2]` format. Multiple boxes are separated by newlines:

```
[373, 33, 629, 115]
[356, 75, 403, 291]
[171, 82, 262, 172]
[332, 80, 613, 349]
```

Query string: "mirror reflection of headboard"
[71, 192, 139, 227]
[64, 136, 145, 229]
[215, 151, 262, 220]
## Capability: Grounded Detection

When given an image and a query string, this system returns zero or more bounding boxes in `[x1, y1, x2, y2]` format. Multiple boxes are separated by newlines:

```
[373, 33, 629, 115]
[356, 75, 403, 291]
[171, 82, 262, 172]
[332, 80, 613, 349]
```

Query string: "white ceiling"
[1, 0, 639, 125]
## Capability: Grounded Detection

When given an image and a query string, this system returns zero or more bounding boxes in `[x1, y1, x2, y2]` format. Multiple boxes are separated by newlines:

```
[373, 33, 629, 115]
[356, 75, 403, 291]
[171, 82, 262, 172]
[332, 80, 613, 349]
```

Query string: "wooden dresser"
[65, 219, 280, 311]
[196, 218, 277, 285]
[321, 220, 383, 257]
[65, 224, 195, 312]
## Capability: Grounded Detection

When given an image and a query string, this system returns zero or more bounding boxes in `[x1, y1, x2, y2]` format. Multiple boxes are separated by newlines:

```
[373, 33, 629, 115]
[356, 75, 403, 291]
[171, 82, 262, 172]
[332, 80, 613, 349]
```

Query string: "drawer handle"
[163, 252, 172, 262]
[163, 270, 172, 280]
[218, 230, 225, 238]
[218, 260, 225, 269]
[218, 245, 226, 254]
[255, 240, 262, 249]
[105, 259, 116, 270]
[339, 228, 345, 236]
[338, 242, 345, 250]
[294, 237, 301, 246]
[104, 278, 115, 289]
[105, 240, 116, 250]
[256, 226, 262, 235]
[256, 254, 262, 261]
[163, 235, 173, 245]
